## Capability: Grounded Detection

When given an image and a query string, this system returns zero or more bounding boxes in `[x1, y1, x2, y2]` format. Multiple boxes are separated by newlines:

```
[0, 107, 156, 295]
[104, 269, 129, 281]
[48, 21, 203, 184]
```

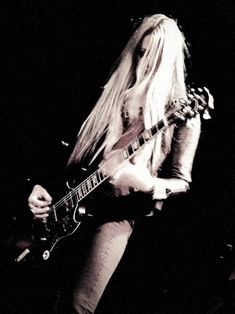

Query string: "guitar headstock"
[172, 86, 214, 121]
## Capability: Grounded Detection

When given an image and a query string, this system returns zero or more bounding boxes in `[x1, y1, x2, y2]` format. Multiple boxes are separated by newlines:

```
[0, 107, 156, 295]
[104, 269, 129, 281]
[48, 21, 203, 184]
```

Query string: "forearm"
[151, 114, 201, 200]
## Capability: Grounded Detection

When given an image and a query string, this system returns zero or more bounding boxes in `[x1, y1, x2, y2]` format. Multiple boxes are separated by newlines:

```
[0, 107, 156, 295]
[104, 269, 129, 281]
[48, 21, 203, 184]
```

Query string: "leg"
[72, 220, 134, 314]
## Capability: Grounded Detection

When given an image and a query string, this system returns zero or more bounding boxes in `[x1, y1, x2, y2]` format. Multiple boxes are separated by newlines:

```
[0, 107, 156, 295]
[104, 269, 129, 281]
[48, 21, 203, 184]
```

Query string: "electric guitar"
[15, 87, 213, 262]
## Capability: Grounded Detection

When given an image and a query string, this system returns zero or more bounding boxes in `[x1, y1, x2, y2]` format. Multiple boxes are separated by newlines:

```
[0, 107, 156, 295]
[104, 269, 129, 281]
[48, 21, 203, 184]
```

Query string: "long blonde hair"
[68, 14, 189, 167]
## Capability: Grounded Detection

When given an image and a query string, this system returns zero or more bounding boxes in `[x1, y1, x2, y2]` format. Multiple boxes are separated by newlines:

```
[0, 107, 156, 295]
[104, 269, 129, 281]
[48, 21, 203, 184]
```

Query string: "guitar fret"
[96, 171, 102, 183]
[151, 124, 158, 136]
[82, 184, 87, 195]
[158, 119, 165, 129]
[74, 191, 79, 203]
[78, 188, 83, 199]
[86, 179, 92, 191]
[89, 177, 94, 188]
[150, 119, 165, 136]
[98, 171, 105, 181]
[52, 205, 58, 221]
[75, 172, 107, 202]
[127, 145, 134, 156]
[97, 171, 102, 181]
[68, 191, 74, 208]
[92, 174, 98, 186]
[143, 129, 152, 141]
[138, 135, 145, 147]
[132, 139, 140, 150]
[123, 148, 129, 158]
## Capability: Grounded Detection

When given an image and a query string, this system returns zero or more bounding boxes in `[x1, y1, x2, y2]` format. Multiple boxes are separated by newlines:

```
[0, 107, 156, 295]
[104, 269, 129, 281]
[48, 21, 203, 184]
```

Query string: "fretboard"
[122, 117, 170, 158]
[51, 112, 177, 212]
[50, 168, 109, 213]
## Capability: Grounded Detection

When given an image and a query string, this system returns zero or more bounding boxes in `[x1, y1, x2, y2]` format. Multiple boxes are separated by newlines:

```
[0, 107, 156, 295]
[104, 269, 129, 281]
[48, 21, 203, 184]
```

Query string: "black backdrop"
[0, 1, 234, 313]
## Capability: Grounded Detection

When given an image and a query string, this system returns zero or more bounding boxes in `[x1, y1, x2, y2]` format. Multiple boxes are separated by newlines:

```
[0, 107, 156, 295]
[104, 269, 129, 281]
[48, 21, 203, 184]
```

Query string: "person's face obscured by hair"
[136, 34, 151, 63]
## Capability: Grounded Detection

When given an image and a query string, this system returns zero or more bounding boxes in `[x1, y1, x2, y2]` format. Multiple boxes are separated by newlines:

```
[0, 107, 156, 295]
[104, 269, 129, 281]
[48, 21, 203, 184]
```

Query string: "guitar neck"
[51, 111, 179, 211]
[122, 112, 176, 159]
[51, 168, 109, 212]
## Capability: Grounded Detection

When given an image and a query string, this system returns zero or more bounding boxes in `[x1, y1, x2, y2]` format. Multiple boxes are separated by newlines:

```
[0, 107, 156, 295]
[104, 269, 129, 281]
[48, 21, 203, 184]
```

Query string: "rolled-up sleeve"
[170, 114, 201, 183]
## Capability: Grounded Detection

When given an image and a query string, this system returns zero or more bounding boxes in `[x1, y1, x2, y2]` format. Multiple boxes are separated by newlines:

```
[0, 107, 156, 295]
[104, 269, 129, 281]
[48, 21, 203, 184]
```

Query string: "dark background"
[0, 0, 234, 313]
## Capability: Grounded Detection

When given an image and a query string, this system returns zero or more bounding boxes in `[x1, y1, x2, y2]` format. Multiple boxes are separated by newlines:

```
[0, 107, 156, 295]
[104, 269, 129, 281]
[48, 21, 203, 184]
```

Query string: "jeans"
[71, 220, 134, 314]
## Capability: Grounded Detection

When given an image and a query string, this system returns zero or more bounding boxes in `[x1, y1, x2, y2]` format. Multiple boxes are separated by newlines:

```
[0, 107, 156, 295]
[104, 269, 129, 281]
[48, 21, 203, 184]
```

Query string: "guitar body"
[33, 186, 86, 260]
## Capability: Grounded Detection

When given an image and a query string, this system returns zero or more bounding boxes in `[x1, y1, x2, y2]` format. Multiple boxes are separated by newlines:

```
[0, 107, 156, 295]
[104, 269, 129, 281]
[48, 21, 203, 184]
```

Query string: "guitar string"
[49, 112, 184, 212]
[49, 166, 110, 212]
[49, 94, 203, 213]
[50, 120, 170, 212]
[50, 120, 173, 213]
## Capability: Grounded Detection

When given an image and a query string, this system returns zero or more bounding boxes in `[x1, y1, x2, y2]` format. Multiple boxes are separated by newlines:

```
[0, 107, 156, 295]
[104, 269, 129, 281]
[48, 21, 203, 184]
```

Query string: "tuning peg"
[187, 108, 196, 117]
[202, 109, 211, 120]
[203, 87, 214, 110]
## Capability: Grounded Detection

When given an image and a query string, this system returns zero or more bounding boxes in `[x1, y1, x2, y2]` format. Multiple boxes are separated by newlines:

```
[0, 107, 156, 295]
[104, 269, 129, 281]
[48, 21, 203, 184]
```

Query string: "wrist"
[152, 177, 170, 200]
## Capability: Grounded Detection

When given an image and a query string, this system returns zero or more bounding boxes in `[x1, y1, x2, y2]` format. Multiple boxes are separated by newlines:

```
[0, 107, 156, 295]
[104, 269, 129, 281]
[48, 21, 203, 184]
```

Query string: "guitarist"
[28, 14, 212, 314]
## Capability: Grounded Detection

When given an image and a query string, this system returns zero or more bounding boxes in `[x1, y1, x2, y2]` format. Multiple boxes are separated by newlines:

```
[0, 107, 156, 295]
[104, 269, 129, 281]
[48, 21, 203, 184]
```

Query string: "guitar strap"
[112, 117, 144, 150]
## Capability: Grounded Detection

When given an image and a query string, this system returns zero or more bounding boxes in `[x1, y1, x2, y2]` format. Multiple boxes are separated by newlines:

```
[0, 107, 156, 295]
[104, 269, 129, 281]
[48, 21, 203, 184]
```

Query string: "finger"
[29, 196, 51, 208]
[29, 207, 35, 215]
[40, 189, 52, 203]
[31, 185, 52, 203]
[34, 213, 49, 219]
[30, 206, 50, 215]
